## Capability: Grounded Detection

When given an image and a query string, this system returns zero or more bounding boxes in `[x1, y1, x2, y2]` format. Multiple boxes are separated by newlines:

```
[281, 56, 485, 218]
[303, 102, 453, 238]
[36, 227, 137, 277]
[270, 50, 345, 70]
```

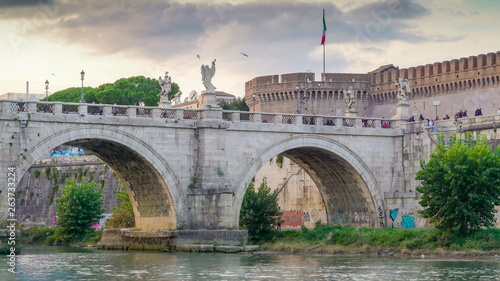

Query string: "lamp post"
[45, 80, 49, 99]
[80, 70, 86, 103]
[295, 84, 301, 114]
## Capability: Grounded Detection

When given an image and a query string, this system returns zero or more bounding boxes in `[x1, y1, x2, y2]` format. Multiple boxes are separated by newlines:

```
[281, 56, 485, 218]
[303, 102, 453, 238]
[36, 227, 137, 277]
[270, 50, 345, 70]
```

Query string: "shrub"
[54, 178, 104, 242]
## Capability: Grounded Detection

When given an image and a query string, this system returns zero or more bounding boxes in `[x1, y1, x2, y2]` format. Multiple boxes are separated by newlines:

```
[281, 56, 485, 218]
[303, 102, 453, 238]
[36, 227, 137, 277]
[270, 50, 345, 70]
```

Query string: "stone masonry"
[1, 100, 499, 232]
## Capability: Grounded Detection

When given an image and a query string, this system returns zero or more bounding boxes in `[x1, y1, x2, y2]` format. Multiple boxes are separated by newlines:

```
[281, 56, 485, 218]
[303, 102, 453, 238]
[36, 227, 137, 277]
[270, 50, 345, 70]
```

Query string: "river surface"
[1, 246, 499, 280]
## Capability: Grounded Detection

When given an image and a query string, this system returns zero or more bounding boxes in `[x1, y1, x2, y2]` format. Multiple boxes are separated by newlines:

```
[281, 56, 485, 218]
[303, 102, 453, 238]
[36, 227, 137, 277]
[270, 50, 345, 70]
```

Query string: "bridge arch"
[233, 135, 386, 228]
[17, 126, 183, 230]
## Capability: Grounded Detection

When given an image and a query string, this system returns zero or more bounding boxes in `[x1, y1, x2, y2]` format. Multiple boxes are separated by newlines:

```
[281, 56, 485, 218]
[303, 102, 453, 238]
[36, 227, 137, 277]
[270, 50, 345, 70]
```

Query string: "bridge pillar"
[187, 119, 237, 229]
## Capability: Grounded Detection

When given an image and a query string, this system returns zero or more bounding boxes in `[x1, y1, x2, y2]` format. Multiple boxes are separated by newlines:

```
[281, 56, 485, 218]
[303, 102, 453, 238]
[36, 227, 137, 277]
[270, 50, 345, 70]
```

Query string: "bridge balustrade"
[0, 100, 399, 130]
[88, 105, 104, 115]
[62, 104, 78, 114]
[136, 107, 152, 118]
[160, 108, 176, 118]
[261, 114, 275, 123]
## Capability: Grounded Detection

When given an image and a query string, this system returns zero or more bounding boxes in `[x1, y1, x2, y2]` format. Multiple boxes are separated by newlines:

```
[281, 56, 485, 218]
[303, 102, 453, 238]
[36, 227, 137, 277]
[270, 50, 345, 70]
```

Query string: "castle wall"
[245, 52, 500, 120]
[370, 87, 500, 119]
[245, 72, 371, 116]
[369, 52, 500, 118]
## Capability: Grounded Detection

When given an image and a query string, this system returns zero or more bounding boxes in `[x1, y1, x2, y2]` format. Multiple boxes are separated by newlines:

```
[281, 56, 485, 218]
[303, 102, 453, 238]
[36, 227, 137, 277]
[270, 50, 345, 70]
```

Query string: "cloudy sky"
[1, 0, 499, 99]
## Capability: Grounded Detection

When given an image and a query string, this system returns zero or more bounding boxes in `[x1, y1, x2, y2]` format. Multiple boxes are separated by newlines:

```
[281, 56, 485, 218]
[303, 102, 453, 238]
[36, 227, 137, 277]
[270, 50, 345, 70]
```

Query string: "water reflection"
[0, 247, 498, 281]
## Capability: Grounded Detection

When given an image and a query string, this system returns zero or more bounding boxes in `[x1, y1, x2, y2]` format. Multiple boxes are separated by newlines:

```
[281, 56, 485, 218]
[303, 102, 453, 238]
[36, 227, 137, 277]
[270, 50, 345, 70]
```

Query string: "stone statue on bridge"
[201, 59, 216, 92]
[344, 86, 356, 111]
[395, 78, 410, 104]
[158, 72, 172, 101]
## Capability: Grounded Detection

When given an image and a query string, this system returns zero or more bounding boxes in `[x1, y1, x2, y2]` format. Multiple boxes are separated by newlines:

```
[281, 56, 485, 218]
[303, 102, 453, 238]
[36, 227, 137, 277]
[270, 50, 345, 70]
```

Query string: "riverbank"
[259, 225, 500, 257]
[15, 225, 500, 257]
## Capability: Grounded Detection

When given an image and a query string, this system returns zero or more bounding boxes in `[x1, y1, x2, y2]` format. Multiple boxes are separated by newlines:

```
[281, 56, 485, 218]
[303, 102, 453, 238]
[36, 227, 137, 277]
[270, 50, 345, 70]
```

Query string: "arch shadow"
[17, 126, 183, 230]
[233, 135, 386, 228]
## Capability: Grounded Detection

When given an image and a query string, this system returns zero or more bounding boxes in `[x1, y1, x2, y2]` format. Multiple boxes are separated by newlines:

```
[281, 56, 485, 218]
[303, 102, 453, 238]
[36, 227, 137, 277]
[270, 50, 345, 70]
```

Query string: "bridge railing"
[221, 110, 394, 129]
[0, 100, 396, 129]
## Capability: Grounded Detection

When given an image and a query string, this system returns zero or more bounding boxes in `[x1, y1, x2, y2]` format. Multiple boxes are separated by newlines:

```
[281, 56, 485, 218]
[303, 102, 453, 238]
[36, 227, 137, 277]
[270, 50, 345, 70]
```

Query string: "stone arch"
[233, 135, 386, 228]
[18, 127, 182, 230]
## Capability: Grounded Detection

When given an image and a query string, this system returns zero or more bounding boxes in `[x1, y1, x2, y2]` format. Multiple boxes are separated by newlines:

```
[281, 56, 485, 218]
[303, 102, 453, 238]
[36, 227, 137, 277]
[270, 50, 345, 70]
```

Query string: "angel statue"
[395, 78, 410, 103]
[158, 71, 172, 101]
[344, 86, 356, 111]
[201, 59, 216, 92]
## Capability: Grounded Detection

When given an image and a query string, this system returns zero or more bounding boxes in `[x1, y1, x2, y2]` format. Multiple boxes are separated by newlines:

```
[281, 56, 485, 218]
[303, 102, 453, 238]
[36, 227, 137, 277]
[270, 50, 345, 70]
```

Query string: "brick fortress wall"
[245, 72, 371, 116]
[245, 51, 500, 120]
[369, 52, 500, 119]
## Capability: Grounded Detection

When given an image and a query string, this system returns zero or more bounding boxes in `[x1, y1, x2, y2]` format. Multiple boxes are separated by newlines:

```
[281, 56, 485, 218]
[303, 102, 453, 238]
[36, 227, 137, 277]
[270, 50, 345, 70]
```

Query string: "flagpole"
[321, 9, 326, 81]
[323, 39, 325, 81]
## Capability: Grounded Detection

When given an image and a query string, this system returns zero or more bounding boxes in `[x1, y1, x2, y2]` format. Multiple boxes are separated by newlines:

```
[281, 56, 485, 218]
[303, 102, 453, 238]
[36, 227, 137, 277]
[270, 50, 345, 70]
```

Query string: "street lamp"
[296, 84, 301, 114]
[45, 80, 49, 99]
[80, 70, 86, 103]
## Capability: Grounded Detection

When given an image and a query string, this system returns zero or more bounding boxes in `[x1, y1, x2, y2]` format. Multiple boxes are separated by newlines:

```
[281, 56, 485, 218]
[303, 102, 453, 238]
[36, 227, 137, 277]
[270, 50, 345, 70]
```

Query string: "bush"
[54, 178, 105, 243]
[105, 182, 135, 228]
[240, 177, 281, 242]
[20, 226, 55, 244]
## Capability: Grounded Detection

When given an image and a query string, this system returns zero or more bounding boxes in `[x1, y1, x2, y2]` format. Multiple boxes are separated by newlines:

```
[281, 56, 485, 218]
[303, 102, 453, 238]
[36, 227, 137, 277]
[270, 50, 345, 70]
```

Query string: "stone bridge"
[0, 99, 409, 233]
[5, 99, 500, 238]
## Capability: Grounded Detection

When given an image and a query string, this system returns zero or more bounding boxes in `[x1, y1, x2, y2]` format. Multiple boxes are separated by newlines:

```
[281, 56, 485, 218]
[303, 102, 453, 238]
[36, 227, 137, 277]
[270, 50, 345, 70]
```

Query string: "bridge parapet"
[0, 100, 399, 131]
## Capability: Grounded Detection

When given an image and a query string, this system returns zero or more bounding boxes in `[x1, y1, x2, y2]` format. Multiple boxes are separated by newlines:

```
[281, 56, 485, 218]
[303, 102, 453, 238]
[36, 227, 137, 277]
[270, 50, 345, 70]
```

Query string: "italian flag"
[321, 9, 327, 45]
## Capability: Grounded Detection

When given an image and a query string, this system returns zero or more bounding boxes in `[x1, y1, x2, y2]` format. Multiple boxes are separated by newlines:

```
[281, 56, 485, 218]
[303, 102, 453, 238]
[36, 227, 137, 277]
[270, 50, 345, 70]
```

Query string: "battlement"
[371, 52, 500, 88]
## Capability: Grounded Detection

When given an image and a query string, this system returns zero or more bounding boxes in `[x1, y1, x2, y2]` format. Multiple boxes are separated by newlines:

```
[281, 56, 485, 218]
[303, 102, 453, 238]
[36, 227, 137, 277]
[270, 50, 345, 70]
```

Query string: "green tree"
[105, 182, 135, 228]
[416, 132, 500, 235]
[219, 97, 249, 111]
[240, 177, 282, 242]
[54, 178, 105, 242]
[46, 76, 181, 106]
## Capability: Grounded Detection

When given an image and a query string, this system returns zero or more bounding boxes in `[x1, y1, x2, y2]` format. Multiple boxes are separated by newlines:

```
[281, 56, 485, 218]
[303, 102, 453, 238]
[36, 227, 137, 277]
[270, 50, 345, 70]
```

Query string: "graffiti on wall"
[401, 216, 415, 228]
[389, 208, 399, 222]
[389, 209, 428, 228]
[330, 211, 379, 226]
[378, 206, 385, 227]
[281, 210, 305, 227]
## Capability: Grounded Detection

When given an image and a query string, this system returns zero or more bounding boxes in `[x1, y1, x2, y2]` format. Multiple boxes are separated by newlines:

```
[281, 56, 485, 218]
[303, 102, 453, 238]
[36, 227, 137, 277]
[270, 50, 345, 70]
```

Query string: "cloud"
[11, 0, 437, 62]
[6, 0, 488, 97]
[0, 0, 54, 8]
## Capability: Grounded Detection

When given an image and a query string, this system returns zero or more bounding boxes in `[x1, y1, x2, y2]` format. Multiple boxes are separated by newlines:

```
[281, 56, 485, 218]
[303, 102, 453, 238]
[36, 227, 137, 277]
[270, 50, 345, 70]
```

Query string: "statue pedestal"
[345, 110, 358, 118]
[200, 91, 220, 109]
[392, 102, 410, 120]
[158, 100, 171, 108]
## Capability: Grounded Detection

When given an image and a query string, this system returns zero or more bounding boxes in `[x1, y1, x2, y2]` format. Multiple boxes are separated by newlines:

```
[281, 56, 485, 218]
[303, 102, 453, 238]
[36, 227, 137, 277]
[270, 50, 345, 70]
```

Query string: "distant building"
[172, 91, 236, 109]
[0, 92, 46, 101]
[245, 51, 500, 119]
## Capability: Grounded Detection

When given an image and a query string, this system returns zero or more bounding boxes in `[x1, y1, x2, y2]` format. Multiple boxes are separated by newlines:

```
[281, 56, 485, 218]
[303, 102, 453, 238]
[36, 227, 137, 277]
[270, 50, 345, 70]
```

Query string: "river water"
[1, 246, 499, 280]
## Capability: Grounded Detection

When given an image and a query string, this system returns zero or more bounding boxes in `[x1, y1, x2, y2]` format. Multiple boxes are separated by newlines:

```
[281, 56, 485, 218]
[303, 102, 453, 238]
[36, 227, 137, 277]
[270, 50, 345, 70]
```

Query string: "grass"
[261, 225, 500, 256]
[20, 226, 102, 247]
